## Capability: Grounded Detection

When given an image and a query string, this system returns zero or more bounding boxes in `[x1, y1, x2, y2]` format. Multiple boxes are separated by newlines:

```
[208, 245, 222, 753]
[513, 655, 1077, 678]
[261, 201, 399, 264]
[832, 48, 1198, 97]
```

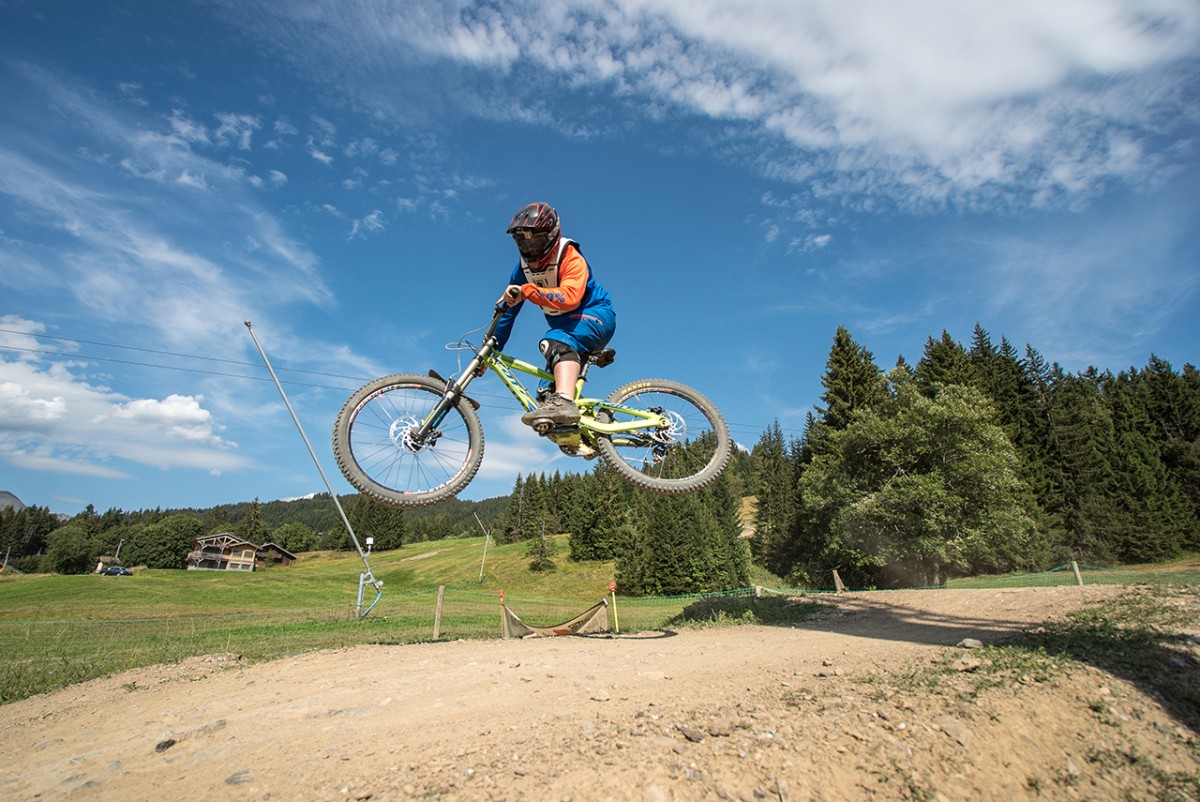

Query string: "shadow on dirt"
[691, 587, 1200, 738]
[998, 589, 1200, 737]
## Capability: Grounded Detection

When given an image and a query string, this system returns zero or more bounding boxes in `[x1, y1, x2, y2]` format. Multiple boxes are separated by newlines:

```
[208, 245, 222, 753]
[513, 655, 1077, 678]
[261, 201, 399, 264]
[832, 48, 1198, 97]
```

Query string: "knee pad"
[539, 339, 580, 370]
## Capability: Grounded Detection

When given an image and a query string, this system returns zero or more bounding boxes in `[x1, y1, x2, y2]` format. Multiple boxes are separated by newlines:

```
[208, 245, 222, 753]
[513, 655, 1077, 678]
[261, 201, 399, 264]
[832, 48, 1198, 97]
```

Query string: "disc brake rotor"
[650, 409, 686, 445]
[390, 415, 425, 453]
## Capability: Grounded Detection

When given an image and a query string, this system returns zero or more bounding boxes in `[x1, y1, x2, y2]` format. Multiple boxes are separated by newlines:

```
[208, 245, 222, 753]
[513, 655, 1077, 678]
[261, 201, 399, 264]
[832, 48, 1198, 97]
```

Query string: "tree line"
[751, 324, 1198, 589]
[0, 493, 509, 574]
[4, 323, 1195, 594]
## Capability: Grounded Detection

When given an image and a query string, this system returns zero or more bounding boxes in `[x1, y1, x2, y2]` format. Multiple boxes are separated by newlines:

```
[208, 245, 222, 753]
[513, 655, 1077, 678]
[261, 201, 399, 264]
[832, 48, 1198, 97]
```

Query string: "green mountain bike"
[333, 302, 732, 507]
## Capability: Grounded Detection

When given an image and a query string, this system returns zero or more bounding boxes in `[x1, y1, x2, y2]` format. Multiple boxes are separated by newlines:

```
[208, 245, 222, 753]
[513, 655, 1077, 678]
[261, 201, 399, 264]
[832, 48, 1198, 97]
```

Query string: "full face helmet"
[506, 202, 560, 263]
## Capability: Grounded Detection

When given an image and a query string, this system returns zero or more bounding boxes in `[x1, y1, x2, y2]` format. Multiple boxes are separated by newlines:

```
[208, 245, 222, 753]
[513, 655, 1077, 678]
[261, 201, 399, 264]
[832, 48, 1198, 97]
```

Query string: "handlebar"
[487, 287, 521, 337]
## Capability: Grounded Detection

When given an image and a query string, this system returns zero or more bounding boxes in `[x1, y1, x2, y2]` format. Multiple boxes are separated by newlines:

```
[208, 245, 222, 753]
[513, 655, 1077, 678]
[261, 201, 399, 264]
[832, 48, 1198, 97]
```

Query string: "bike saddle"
[587, 349, 616, 368]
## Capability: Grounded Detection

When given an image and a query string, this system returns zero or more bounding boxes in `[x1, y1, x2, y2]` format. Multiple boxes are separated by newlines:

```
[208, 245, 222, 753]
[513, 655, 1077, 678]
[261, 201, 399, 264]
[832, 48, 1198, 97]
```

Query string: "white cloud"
[111, 394, 226, 445]
[273, 116, 298, 136]
[167, 110, 210, 146]
[175, 169, 208, 189]
[0, 335, 248, 478]
[202, 0, 1200, 209]
[214, 112, 261, 150]
[348, 209, 385, 239]
[306, 137, 334, 166]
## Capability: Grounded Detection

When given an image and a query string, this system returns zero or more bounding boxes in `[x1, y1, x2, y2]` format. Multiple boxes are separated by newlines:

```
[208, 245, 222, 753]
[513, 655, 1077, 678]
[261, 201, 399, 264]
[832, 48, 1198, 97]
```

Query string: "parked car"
[101, 565, 133, 576]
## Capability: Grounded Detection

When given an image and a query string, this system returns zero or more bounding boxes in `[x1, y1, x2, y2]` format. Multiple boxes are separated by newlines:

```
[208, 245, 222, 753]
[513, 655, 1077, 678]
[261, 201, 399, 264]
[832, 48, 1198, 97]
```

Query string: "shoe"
[521, 393, 580, 426]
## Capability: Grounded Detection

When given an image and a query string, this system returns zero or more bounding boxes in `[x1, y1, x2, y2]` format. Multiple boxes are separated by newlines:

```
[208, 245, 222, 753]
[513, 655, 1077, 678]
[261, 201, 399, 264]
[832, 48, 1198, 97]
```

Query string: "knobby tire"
[332, 374, 484, 507]
[596, 378, 731, 494]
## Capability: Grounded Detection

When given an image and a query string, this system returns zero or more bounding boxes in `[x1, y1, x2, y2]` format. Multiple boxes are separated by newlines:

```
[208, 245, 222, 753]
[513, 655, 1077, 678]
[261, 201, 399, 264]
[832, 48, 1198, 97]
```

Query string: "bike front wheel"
[595, 379, 731, 494]
[332, 374, 484, 507]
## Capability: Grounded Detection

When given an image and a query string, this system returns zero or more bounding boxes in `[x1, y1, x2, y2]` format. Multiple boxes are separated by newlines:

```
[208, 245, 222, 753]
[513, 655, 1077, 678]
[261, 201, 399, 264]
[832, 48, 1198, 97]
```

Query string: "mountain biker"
[493, 202, 616, 427]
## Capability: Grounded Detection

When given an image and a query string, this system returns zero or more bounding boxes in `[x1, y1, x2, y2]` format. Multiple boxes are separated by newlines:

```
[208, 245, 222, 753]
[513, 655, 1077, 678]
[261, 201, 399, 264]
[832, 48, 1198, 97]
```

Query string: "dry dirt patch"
[1, 586, 1197, 801]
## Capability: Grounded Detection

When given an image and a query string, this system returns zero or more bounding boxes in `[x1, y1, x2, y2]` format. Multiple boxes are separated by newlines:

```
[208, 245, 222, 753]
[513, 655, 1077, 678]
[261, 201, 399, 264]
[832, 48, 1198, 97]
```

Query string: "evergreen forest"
[3, 324, 1196, 597]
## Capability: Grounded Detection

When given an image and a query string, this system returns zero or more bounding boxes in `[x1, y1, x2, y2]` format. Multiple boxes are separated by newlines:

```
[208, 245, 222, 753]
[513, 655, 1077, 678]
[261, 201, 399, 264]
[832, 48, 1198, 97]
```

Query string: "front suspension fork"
[410, 343, 491, 444]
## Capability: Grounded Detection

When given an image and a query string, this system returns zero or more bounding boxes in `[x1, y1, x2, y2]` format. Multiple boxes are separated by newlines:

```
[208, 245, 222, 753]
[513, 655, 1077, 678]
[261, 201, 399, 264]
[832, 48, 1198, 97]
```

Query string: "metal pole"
[473, 512, 491, 583]
[244, 320, 381, 616]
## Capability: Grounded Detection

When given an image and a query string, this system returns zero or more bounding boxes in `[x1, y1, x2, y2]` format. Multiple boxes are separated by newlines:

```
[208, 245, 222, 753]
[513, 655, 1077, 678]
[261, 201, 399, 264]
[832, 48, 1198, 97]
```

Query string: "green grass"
[3, 541, 1198, 707]
[0, 535, 766, 703]
[945, 554, 1200, 590]
[0, 535, 612, 621]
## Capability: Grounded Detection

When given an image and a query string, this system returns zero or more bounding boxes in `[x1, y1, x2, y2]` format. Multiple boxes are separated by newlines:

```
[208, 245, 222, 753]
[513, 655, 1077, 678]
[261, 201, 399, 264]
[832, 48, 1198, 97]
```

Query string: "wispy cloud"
[348, 209, 385, 239]
[201, 0, 1200, 211]
[0, 64, 332, 353]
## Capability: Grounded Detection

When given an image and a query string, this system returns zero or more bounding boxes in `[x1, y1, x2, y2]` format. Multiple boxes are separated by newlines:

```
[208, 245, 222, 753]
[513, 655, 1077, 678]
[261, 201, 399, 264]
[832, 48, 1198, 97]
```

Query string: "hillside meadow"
[2, 537, 1197, 705]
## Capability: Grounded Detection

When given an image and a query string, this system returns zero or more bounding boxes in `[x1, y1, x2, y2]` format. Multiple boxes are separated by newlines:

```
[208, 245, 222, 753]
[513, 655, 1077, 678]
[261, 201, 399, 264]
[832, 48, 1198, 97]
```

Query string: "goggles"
[511, 229, 555, 259]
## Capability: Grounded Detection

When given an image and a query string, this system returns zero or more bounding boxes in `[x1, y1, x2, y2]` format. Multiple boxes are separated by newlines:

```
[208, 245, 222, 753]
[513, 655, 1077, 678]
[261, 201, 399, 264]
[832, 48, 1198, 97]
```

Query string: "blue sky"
[2, 0, 1198, 516]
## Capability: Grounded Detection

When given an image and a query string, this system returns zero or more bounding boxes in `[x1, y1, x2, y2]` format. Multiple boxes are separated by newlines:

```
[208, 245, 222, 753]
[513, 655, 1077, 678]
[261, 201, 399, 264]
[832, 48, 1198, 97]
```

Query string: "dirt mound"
[1, 586, 1196, 801]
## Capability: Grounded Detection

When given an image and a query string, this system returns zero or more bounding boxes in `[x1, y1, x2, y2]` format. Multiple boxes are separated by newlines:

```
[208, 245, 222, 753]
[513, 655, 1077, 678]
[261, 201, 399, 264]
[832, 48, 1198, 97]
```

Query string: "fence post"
[832, 569, 846, 593]
[1071, 561, 1084, 586]
[433, 585, 446, 639]
[609, 581, 620, 634]
[500, 590, 509, 639]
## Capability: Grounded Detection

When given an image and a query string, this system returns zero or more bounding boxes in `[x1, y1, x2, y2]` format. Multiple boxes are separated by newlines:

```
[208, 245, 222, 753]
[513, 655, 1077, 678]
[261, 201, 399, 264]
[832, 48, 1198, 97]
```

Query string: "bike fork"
[412, 353, 486, 443]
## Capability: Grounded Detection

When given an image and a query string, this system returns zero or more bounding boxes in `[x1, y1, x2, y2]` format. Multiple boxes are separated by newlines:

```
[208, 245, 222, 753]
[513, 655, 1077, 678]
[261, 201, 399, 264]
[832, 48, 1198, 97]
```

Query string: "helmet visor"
[512, 229, 555, 260]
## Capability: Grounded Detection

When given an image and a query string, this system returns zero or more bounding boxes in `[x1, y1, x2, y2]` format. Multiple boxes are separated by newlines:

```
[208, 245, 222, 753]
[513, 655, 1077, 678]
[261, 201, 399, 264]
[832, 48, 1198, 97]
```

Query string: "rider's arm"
[492, 266, 526, 350]
[520, 245, 588, 312]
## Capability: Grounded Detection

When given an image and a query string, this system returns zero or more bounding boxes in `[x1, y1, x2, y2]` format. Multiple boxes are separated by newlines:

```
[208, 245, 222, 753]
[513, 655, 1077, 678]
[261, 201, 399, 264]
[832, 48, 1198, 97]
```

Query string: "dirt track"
[2, 586, 1198, 801]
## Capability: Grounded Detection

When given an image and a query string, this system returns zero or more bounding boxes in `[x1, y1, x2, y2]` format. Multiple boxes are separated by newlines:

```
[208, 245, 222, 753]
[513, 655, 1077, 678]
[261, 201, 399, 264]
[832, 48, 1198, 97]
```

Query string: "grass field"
[0, 536, 784, 703]
[2, 538, 1197, 704]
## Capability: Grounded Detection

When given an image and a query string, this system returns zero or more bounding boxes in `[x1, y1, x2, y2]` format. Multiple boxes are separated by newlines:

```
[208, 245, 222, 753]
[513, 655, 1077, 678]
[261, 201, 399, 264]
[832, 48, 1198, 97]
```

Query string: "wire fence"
[945, 562, 1200, 590]
[0, 587, 757, 704]
[3, 565, 1197, 704]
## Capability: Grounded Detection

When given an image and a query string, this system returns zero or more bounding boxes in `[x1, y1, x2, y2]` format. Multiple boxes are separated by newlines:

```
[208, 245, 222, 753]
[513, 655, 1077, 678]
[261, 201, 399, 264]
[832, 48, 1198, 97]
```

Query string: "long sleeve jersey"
[492, 240, 612, 350]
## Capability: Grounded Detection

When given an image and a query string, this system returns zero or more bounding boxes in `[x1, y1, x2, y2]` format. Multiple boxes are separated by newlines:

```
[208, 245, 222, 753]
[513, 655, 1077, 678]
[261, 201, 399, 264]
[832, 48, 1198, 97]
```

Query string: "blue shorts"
[542, 304, 616, 356]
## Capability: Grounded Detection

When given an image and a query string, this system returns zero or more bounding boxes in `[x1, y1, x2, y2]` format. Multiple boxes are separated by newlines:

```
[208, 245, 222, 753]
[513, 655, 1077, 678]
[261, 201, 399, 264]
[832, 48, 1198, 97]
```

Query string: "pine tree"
[814, 326, 888, 435]
[1043, 375, 1128, 562]
[701, 471, 752, 590]
[236, 498, 268, 545]
[527, 522, 556, 572]
[1103, 370, 1190, 561]
[569, 464, 627, 561]
[914, 330, 972, 395]
[749, 420, 796, 576]
[1143, 357, 1200, 543]
[502, 475, 529, 543]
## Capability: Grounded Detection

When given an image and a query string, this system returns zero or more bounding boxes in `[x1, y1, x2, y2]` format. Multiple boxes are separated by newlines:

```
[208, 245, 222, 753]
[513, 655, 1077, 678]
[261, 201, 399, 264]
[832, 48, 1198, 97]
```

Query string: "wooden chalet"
[186, 533, 257, 572]
[186, 533, 300, 572]
[256, 542, 298, 567]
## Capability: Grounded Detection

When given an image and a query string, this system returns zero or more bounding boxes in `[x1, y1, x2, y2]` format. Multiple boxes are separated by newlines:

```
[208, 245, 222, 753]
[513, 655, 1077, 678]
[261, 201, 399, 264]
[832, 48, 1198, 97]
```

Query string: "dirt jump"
[2, 585, 1197, 801]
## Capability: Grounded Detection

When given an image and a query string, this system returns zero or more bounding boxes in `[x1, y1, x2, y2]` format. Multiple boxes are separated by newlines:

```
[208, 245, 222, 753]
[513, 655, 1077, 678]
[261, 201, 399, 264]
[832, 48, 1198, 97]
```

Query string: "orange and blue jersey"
[493, 239, 615, 356]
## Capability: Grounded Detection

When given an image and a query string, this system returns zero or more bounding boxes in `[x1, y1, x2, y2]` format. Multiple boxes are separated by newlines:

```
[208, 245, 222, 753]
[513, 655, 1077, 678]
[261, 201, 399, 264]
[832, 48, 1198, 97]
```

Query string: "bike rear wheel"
[595, 379, 731, 494]
[332, 374, 484, 507]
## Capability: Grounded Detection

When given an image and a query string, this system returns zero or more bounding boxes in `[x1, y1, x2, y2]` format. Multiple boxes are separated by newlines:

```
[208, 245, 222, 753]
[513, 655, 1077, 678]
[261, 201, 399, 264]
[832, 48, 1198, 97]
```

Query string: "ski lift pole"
[473, 512, 492, 583]
[244, 320, 382, 617]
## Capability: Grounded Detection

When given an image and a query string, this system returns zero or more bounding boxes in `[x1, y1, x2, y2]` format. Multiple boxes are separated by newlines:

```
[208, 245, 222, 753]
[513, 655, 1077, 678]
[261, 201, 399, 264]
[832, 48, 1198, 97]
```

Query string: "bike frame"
[412, 304, 669, 446]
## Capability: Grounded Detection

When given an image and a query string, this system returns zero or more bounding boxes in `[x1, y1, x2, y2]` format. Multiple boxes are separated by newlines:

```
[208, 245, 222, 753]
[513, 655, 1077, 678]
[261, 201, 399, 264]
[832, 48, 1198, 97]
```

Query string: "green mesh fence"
[946, 563, 1200, 590]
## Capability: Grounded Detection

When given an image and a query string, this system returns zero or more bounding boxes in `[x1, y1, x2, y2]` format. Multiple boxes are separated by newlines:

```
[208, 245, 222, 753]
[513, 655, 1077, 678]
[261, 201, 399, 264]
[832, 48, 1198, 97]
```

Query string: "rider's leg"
[554, 359, 581, 400]
[522, 338, 583, 425]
